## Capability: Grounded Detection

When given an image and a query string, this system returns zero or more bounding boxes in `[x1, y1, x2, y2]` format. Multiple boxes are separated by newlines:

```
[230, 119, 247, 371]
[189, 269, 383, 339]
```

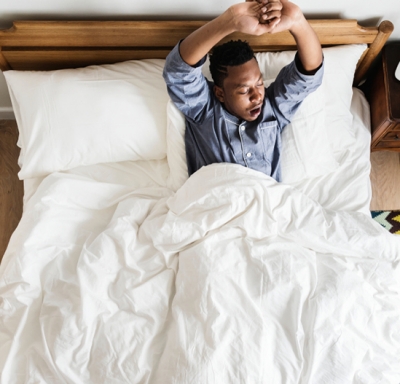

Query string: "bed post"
[0, 48, 11, 71]
[353, 20, 394, 86]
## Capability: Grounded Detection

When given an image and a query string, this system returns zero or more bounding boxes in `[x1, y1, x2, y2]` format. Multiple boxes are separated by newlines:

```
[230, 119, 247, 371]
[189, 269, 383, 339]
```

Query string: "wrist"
[218, 8, 239, 35]
[288, 14, 308, 37]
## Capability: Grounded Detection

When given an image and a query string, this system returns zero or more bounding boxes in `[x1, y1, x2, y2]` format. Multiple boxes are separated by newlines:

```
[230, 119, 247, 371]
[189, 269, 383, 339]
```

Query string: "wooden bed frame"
[0, 19, 395, 83]
[0, 19, 394, 261]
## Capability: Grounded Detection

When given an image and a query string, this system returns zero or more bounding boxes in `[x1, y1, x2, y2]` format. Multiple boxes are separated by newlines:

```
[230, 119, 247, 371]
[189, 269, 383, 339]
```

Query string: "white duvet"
[1, 162, 400, 384]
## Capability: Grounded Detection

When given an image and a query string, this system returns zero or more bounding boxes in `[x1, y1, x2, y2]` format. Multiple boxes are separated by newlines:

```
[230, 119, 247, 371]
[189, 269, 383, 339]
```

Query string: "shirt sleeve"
[266, 53, 324, 131]
[163, 42, 211, 124]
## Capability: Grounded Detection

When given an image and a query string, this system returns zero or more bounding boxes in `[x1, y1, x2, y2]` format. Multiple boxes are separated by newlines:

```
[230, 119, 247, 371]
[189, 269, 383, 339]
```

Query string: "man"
[163, 0, 323, 181]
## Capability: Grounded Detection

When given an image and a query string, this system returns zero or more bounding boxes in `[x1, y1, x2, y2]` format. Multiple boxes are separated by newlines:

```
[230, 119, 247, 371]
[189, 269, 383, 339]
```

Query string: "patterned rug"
[371, 211, 400, 235]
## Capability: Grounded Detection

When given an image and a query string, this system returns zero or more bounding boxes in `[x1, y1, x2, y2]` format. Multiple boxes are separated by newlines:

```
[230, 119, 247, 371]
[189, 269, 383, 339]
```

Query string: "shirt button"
[241, 126, 245, 131]
[246, 152, 252, 158]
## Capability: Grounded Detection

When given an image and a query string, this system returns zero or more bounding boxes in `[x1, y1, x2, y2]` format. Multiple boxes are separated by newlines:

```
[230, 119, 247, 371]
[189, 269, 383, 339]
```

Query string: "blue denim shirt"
[163, 43, 324, 181]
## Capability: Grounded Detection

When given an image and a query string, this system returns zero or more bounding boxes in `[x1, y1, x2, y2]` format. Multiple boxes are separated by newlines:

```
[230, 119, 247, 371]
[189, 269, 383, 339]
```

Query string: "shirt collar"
[222, 106, 242, 126]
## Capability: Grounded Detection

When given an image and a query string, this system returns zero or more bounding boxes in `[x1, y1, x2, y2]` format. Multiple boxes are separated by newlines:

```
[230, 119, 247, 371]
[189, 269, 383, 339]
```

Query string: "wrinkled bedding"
[1, 163, 399, 383]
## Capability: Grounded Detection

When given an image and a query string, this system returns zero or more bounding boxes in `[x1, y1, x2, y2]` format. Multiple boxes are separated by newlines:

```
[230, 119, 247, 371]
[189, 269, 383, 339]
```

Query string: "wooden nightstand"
[368, 44, 400, 151]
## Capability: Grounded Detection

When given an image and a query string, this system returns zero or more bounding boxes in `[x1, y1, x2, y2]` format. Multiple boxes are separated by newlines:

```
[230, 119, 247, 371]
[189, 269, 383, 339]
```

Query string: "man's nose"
[250, 88, 262, 102]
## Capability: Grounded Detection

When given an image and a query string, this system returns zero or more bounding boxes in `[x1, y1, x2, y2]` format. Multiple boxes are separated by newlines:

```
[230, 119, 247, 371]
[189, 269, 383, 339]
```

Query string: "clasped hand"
[249, 0, 283, 25]
[240, 0, 302, 34]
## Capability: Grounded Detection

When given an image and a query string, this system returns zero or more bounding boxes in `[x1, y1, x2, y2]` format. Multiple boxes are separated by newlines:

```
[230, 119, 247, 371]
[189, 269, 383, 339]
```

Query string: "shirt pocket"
[259, 120, 279, 162]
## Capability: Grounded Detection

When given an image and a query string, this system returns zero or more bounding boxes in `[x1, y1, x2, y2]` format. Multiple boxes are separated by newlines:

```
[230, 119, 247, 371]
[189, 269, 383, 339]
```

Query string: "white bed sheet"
[2, 89, 400, 383]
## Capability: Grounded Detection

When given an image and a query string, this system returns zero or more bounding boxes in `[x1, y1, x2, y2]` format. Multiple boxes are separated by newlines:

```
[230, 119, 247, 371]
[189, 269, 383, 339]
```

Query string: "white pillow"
[279, 81, 338, 183]
[166, 100, 189, 192]
[5, 59, 169, 179]
[166, 44, 366, 189]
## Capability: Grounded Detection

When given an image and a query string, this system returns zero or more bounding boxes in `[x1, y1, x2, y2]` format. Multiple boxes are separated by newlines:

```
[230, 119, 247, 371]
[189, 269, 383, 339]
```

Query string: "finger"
[261, 10, 282, 21]
[249, 0, 270, 6]
[263, 1, 283, 12]
[266, 17, 281, 31]
[254, 18, 280, 35]
[259, 15, 281, 25]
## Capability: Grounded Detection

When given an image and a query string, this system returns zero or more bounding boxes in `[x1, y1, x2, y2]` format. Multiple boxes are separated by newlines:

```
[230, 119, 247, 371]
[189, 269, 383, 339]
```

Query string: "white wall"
[0, 0, 399, 117]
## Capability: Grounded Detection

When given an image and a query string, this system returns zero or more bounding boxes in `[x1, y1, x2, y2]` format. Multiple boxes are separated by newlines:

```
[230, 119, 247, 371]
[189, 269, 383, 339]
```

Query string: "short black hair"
[209, 40, 255, 88]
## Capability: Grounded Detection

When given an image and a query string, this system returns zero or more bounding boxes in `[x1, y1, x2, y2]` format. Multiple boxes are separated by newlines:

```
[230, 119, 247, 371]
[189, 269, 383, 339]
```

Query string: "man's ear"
[213, 85, 225, 103]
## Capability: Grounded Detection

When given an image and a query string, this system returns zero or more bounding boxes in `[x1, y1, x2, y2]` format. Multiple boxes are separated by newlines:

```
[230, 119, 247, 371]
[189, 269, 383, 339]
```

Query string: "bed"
[1, 18, 400, 383]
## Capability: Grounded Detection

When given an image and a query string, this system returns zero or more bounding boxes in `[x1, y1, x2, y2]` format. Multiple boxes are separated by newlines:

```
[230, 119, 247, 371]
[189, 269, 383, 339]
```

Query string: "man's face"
[214, 58, 265, 122]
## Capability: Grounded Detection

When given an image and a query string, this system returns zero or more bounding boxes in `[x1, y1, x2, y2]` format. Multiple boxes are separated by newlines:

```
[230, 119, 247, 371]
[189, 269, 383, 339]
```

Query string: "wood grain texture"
[369, 44, 400, 151]
[370, 151, 400, 210]
[0, 19, 393, 84]
[0, 120, 23, 263]
[353, 20, 394, 85]
[0, 47, 11, 70]
[0, 19, 380, 47]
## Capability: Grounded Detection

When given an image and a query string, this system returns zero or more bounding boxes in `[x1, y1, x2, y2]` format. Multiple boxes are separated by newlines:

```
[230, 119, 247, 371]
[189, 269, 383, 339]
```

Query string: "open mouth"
[249, 105, 262, 117]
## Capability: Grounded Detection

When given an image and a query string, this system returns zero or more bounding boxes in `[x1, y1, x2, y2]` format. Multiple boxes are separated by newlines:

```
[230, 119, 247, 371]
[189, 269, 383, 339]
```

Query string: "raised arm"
[251, 0, 323, 72]
[278, 0, 322, 72]
[179, 2, 281, 66]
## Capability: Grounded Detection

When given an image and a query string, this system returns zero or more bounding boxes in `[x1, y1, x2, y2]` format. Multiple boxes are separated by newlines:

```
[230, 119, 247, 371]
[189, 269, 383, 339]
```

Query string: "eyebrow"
[234, 74, 263, 89]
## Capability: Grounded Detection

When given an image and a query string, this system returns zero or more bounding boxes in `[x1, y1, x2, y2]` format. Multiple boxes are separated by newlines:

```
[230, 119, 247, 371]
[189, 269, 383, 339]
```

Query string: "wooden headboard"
[0, 19, 394, 85]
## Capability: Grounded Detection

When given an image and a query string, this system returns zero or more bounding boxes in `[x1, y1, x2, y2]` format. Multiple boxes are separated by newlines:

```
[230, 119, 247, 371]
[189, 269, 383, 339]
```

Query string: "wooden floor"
[0, 120, 23, 260]
[370, 151, 400, 211]
[0, 119, 399, 262]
